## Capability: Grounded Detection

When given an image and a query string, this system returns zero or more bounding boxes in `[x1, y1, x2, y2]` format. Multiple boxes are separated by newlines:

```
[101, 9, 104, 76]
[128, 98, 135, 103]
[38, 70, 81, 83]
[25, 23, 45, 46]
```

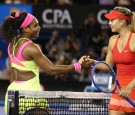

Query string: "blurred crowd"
[0, 0, 135, 5]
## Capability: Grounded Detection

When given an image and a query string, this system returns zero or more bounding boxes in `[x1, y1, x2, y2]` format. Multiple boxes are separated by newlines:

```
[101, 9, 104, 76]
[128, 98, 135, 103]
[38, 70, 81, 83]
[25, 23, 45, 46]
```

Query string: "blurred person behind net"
[97, 45, 108, 61]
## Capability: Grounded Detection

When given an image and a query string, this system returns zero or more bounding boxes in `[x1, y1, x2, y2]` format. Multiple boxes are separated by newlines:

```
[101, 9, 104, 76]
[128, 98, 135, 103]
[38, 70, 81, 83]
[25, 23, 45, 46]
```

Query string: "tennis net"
[8, 90, 111, 115]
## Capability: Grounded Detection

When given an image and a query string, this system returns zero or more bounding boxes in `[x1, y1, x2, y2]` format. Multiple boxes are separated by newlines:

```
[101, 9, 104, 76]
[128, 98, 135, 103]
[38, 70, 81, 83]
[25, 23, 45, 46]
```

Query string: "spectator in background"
[45, 30, 61, 48]
[64, 33, 81, 61]
[45, 30, 65, 55]
[96, 30, 109, 55]
[97, 45, 108, 61]
[115, 0, 132, 5]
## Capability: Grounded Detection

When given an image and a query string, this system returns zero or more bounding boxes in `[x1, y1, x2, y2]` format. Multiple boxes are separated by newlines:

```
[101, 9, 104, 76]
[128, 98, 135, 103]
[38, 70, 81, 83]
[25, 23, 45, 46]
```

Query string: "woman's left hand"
[119, 85, 132, 98]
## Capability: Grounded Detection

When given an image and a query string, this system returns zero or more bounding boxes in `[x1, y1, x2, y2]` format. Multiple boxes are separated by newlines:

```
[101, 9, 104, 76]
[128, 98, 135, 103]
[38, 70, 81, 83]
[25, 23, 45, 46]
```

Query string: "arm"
[23, 43, 90, 76]
[105, 36, 115, 67]
[8, 57, 15, 83]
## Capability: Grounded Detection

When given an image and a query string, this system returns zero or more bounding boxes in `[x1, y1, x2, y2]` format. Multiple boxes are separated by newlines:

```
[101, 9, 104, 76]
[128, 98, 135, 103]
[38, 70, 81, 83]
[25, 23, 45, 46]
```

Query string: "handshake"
[78, 56, 95, 70]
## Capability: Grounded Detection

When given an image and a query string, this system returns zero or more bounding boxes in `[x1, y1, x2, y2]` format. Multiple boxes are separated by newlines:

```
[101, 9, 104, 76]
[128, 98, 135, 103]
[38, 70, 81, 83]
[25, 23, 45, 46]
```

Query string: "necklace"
[119, 38, 125, 51]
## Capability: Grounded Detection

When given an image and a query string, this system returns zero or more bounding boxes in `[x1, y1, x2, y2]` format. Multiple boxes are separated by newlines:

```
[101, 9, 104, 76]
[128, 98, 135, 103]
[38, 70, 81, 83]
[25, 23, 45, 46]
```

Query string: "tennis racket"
[91, 61, 135, 108]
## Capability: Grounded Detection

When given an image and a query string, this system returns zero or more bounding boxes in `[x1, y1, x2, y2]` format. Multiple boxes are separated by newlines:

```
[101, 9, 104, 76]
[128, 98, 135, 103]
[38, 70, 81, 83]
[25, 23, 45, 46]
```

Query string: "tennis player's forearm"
[46, 64, 75, 76]
[92, 60, 110, 71]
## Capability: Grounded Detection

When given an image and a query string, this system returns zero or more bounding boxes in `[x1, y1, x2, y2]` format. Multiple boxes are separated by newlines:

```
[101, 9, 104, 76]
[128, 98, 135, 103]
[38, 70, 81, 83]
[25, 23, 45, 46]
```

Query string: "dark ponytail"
[0, 12, 27, 43]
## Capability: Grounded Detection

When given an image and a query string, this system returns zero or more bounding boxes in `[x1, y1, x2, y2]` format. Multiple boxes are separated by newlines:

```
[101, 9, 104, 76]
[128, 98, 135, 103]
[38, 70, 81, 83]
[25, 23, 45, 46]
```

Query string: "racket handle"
[125, 97, 135, 108]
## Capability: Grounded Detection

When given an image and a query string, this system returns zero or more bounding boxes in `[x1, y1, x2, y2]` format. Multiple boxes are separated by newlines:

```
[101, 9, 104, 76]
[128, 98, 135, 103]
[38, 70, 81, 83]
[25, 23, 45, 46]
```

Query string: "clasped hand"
[78, 56, 94, 69]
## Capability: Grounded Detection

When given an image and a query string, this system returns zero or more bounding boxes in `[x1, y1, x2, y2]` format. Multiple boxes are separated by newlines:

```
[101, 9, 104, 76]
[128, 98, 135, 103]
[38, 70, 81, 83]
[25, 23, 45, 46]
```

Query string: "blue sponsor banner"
[0, 4, 32, 24]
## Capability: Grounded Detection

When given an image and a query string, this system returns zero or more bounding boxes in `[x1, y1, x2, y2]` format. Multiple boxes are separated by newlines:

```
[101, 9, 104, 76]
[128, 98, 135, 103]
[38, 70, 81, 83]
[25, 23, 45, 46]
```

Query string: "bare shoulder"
[24, 42, 40, 52]
[23, 42, 42, 59]
[108, 34, 119, 49]
[109, 34, 119, 42]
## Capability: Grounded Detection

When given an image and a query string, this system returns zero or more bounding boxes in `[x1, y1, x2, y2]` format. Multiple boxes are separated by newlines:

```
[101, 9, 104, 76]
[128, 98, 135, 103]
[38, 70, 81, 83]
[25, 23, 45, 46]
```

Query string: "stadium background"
[0, 0, 135, 114]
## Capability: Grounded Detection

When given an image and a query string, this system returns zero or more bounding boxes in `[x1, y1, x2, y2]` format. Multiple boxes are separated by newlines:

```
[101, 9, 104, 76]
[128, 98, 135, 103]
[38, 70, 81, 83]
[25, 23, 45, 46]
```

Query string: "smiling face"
[108, 18, 124, 32]
[26, 18, 41, 39]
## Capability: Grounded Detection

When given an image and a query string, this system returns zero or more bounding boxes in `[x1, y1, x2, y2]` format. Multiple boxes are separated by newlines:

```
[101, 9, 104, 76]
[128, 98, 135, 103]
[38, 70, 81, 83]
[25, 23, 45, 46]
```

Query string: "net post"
[14, 90, 19, 115]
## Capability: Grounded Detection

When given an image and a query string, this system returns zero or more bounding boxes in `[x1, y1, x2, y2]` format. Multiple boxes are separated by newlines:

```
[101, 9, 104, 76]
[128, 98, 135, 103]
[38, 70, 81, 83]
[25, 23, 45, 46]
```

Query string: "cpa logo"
[42, 9, 72, 24]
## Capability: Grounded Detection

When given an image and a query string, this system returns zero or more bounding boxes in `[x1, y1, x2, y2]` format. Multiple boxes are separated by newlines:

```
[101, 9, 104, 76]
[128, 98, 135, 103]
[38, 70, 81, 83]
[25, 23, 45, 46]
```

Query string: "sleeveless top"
[112, 32, 135, 77]
[8, 38, 39, 76]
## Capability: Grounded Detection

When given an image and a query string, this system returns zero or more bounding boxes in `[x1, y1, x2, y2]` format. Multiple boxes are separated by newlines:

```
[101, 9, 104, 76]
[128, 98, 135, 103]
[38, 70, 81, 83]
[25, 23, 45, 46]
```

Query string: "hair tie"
[10, 13, 19, 19]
